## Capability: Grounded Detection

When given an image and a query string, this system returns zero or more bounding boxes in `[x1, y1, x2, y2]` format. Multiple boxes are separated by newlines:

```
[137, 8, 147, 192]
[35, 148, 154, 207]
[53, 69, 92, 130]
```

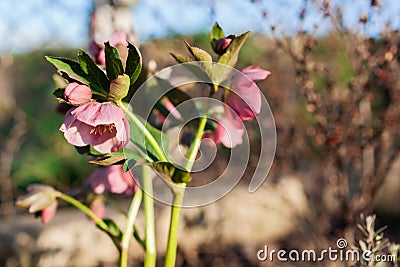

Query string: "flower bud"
[15, 184, 58, 223]
[215, 37, 232, 55]
[107, 74, 130, 102]
[64, 82, 92, 105]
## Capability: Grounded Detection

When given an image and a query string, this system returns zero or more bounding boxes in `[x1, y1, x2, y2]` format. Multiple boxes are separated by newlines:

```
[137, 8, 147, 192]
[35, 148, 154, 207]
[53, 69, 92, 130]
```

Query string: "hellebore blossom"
[89, 31, 129, 66]
[87, 165, 137, 195]
[60, 102, 130, 154]
[64, 82, 92, 105]
[225, 66, 271, 121]
[15, 184, 58, 224]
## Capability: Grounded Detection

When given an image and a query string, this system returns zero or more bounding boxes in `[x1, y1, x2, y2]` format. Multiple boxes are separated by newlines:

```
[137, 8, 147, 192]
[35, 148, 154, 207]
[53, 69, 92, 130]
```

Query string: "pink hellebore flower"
[203, 116, 244, 148]
[89, 31, 129, 66]
[88, 165, 137, 195]
[40, 202, 58, 224]
[64, 82, 92, 105]
[89, 196, 106, 221]
[225, 66, 271, 121]
[60, 102, 130, 154]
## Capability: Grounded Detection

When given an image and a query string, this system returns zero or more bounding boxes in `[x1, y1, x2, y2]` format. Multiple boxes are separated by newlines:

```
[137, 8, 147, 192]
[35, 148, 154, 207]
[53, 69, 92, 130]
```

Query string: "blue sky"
[0, 0, 399, 53]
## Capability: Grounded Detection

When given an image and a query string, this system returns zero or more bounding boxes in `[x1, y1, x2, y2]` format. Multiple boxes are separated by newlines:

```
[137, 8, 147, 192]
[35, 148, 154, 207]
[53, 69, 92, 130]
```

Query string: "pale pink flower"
[89, 196, 106, 221]
[203, 115, 244, 148]
[15, 184, 58, 224]
[225, 66, 270, 121]
[60, 102, 130, 154]
[64, 82, 92, 105]
[89, 31, 128, 66]
[88, 165, 137, 195]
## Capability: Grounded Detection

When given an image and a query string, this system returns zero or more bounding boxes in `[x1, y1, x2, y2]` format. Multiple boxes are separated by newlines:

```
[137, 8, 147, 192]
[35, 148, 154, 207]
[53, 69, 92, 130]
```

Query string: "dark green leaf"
[98, 219, 123, 251]
[77, 49, 109, 94]
[53, 88, 64, 98]
[210, 22, 225, 51]
[125, 42, 142, 85]
[46, 56, 88, 84]
[105, 42, 124, 81]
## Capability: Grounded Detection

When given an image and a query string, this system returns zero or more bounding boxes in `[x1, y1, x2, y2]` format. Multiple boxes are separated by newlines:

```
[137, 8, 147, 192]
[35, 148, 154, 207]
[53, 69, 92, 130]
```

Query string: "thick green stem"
[118, 102, 168, 162]
[164, 100, 210, 267]
[119, 188, 143, 267]
[143, 165, 156, 267]
[56, 192, 109, 233]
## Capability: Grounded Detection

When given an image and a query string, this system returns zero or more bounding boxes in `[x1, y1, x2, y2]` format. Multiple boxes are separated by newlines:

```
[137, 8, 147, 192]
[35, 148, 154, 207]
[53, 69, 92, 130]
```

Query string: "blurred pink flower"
[64, 82, 92, 105]
[89, 31, 128, 66]
[203, 115, 244, 148]
[88, 165, 137, 195]
[60, 102, 130, 154]
[15, 184, 58, 224]
[225, 66, 270, 121]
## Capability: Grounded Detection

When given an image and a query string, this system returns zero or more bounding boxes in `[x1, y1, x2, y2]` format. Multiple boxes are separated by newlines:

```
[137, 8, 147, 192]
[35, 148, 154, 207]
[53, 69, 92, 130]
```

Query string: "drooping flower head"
[87, 165, 137, 195]
[225, 66, 271, 121]
[15, 184, 58, 224]
[60, 102, 130, 154]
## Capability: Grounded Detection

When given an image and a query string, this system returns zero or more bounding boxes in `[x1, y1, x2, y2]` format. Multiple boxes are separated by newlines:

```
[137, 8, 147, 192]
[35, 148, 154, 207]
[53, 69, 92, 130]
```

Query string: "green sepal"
[210, 22, 225, 51]
[217, 30, 251, 67]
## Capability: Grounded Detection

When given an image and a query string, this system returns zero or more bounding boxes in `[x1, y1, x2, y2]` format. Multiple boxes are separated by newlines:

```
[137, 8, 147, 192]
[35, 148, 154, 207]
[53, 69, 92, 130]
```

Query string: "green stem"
[143, 165, 156, 267]
[164, 99, 210, 267]
[56, 192, 109, 233]
[119, 188, 143, 267]
[118, 102, 168, 162]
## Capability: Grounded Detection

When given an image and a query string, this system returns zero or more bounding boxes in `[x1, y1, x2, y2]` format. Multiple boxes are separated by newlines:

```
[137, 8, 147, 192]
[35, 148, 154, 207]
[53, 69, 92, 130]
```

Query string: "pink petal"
[240, 66, 271, 81]
[225, 83, 261, 120]
[62, 120, 93, 147]
[73, 102, 125, 127]
[218, 117, 244, 148]
[93, 137, 122, 154]
[88, 165, 131, 194]
[115, 117, 130, 144]
[64, 82, 92, 105]
[110, 31, 128, 47]
[41, 202, 58, 224]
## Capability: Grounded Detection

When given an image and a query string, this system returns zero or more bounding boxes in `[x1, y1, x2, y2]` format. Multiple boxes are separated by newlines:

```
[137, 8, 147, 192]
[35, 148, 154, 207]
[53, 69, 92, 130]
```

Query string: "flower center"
[90, 124, 116, 135]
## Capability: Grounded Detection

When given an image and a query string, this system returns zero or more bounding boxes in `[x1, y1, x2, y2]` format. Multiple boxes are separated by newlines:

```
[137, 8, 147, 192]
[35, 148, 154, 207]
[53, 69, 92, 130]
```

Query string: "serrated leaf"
[170, 52, 193, 64]
[105, 42, 124, 81]
[125, 42, 142, 85]
[217, 30, 251, 67]
[210, 22, 225, 50]
[46, 56, 89, 84]
[77, 49, 109, 94]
